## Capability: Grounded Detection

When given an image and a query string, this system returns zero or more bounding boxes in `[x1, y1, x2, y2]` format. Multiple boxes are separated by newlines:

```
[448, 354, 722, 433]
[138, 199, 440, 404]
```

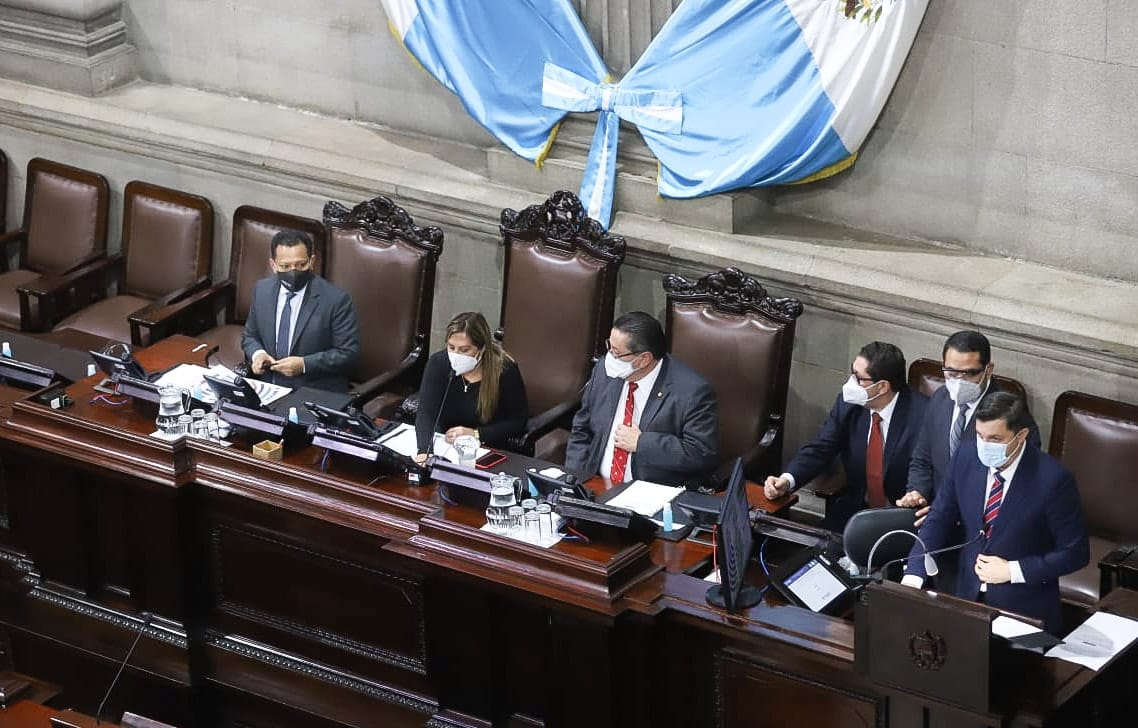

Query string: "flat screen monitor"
[89, 349, 149, 381]
[0, 357, 60, 390]
[304, 401, 381, 440]
[203, 372, 262, 409]
[706, 457, 762, 611]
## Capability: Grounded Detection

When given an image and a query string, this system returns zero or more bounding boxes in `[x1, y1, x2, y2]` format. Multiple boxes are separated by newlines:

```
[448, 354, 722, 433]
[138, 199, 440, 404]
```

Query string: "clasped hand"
[613, 423, 640, 452]
[251, 351, 304, 377]
[975, 554, 1011, 584]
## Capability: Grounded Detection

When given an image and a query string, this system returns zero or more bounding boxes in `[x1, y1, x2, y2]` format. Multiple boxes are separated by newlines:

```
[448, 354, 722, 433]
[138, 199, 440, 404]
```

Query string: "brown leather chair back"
[907, 357, 1027, 400]
[121, 181, 213, 299]
[22, 158, 110, 273]
[0, 150, 7, 232]
[323, 197, 443, 382]
[499, 191, 625, 416]
[231, 206, 325, 323]
[664, 267, 803, 470]
[1049, 391, 1138, 544]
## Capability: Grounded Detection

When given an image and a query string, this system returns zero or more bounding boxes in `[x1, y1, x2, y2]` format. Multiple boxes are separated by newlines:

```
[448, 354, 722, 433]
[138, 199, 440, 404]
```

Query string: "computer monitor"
[304, 401, 381, 440]
[705, 457, 762, 612]
[89, 349, 148, 381]
[202, 372, 262, 409]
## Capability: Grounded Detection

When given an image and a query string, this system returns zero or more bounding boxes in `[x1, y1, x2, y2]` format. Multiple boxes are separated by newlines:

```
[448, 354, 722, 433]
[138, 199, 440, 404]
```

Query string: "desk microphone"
[95, 611, 152, 726]
[876, 529, 987, 584]
[425, 368, 457, 460]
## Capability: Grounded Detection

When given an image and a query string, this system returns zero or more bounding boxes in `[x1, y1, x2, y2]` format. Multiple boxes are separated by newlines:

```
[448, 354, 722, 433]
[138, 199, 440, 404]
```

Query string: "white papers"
[430, 432, 489, 463]
[604, 480, 683, 517]
[1046, 612, 1138, 671]
[152, 363, 292, 407]
[992, 615, 1043, 640]
[539, 466, 566, 478]
[377, 423, 419, 457]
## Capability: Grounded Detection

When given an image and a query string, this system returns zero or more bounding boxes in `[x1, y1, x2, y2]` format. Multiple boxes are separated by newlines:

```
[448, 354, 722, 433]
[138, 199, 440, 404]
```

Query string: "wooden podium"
[855, 581, 1007, 714]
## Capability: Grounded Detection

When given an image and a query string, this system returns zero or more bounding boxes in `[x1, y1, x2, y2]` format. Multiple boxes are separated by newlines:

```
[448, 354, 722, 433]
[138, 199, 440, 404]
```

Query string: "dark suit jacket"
[241, 275, 360, 392]
[908, 443, 1089, 634]
[564, 356, 718, 488]
[908, 382, 1042, 503]
[786, 387, 928, 532]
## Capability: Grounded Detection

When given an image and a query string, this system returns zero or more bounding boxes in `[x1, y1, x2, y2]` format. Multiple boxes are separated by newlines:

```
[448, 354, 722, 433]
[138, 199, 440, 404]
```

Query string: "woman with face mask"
[413, 312, 529, 463]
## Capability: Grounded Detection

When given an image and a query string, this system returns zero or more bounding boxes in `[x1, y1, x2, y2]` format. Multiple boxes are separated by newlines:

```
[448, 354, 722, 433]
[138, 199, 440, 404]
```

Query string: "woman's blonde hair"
[446, 312, 512, 424]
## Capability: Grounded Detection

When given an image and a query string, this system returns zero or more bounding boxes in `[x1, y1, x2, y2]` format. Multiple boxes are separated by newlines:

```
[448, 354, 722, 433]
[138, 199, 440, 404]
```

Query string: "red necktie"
[866, 412, 886, 507]
[609, 382, 638, 483]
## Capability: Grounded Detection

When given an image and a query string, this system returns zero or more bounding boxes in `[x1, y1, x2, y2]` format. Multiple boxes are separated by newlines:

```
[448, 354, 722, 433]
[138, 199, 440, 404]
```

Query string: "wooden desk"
[0, 337, 1131, 728]
[0, 703, 117, 728]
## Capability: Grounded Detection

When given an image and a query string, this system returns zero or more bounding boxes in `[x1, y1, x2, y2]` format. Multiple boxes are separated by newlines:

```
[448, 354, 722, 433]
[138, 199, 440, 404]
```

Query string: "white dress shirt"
[253, 284, 307, 368]
[783, 390, 900, 492]
[599, 360, 663, 482]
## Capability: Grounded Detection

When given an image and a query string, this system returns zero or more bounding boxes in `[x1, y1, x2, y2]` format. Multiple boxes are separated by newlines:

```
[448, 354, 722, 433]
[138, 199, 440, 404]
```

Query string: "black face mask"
[277, 269, 314, 292]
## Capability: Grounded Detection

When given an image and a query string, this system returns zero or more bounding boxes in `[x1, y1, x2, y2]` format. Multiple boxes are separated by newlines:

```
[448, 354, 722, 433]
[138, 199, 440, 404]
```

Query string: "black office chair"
[843, 507, 927, 580]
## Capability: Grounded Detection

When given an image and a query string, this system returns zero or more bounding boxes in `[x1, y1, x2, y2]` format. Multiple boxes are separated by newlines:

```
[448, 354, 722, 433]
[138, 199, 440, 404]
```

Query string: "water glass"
[521, 498, 538, 513]
[204, 412, 221, 441]
[485, 473, 516, 534]
[507, 505, 524, 536]
[190, 408, 206, 437]
[454, 434, 480, 465]
[523, 511, 540, 543]
[175, 414, 193, 437]
[536, 503, 554, 541]
[484, 505, 510, 533]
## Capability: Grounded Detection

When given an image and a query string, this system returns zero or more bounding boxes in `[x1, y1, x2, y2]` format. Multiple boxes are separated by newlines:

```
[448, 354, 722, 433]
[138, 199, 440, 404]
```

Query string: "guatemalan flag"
[543, 0, 930, 226]
[380, 0, 606, 162]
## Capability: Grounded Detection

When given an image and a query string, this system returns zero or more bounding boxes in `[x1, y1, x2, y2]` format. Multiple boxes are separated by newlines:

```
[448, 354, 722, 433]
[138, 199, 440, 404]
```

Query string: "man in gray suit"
[565, 312, 718, 488]
[241, 230, 360, 393]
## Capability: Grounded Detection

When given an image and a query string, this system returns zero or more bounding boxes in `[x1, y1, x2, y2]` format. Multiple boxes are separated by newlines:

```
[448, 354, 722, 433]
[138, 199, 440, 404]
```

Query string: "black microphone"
[878, 529, 987, 584]
[426, 368, 457, 457]
[95, 611, 152, 726]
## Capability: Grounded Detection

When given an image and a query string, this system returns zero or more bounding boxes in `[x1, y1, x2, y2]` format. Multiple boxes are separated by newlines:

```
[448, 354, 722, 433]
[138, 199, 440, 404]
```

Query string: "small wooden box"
[252, 440, 283, 461]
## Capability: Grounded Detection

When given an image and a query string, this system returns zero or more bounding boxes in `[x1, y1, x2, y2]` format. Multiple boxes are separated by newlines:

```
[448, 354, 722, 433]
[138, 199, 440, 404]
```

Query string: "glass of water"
[454, 434, 480, 466]
[485, 472, 516, 534]
[536, 503, 554, 542]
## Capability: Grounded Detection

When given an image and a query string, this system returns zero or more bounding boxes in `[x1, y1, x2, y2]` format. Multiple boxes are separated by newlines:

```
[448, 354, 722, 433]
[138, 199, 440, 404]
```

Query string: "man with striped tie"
[565, 312, 718, 489]
[902, 391, 1088, 634]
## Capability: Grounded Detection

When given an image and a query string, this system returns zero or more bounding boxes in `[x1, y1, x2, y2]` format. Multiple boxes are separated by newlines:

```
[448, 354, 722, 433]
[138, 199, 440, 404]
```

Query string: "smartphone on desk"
[474, 450, 507, 470]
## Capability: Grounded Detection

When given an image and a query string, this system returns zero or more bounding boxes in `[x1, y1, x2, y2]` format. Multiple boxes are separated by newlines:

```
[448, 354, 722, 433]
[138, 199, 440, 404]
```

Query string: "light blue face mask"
[976, 434, 1020, 469]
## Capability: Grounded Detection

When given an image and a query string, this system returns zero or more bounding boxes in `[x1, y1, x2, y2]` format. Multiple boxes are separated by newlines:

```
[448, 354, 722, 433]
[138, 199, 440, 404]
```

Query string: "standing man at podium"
[902, 391, 1088, 634]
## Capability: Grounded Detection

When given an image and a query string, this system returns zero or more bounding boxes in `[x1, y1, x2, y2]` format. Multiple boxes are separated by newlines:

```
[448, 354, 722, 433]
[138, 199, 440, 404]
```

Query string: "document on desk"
[430, 433, 489, 462]
[992, 615, 1043, 640]
[377, 423, 418, 457]
[604, 480, 684, 517]
[153, 363, 292, 407]
[1046, 612, 1138, 670]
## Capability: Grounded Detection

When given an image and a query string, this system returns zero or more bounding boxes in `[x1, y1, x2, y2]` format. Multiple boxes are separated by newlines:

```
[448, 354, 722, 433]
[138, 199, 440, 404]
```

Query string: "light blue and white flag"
[544, 0, 929, 225]
[381, 0, 606, 161]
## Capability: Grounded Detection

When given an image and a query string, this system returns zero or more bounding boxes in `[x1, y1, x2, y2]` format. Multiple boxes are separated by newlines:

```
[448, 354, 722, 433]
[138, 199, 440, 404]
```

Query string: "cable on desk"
[319, 448, 330, 472]
[90, 394, 128, 406]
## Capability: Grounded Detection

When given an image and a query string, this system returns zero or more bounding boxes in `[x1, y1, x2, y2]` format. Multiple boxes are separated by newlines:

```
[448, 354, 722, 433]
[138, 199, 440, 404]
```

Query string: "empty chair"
[21, 180, 213, 345]
[663, 266, 803, 481]
[0, 157, 110, 331]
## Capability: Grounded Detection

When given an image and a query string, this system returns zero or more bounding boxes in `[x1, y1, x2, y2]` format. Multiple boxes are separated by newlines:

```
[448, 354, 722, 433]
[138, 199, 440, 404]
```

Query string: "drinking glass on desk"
[454, 434, 479, 466]
[156, 385, 191, 435]
[485, 472, 516, 534]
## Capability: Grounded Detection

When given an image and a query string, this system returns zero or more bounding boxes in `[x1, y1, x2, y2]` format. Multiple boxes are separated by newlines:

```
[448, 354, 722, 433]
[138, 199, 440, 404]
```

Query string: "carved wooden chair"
[0, 158, 110, 332]
[1049, 391, 1138, 607]
[496, 190, 625, 459]
[323, 196, 444, 417]
[664, 267, 803, 481]
[132, 206, 326, 368]
[21, 180, 213, 346]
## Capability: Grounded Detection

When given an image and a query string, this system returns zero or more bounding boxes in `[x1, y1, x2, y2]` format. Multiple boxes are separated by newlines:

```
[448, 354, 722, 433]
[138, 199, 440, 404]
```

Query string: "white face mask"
[604, 351, 637, 380]
[841, 374, 882, 407]
[945, 376, 984, 405]
[448, 350, 481, 376]
[976, 434, 1017, 469]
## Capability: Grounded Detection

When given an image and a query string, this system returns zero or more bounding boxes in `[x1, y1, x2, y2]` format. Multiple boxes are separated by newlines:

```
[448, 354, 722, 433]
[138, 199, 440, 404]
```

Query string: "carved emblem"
[323, 196, 444, 254]
[663, 267, 804, 322]
[908, 630, 947, 670]
[840, 0, 895, 24]
[500, 190, 626, 262]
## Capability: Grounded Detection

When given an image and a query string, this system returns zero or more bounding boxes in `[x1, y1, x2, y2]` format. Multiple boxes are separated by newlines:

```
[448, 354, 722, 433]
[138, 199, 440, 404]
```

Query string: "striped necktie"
[984, 471, 1005, 538]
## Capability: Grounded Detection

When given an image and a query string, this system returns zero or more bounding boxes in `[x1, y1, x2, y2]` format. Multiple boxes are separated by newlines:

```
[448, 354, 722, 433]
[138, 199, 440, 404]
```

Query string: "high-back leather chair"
[27, 181, 213, 346]
[0, 158, 110, 331]
[323, 196, 444, 416]
[498, 191, 625, 459]
[907, 357, 1028, 400]
[664, 267, 803, 480]
[135, 206, 325, 367]
[1049, 391, 1138, 607]
[0, 149, 7, 232]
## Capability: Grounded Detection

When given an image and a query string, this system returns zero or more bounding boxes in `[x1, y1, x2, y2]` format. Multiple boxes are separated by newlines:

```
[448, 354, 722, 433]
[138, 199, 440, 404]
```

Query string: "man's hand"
[763, 476, 791, 500]
[444, 426, 478, 443]
[412, 453, 429, 465]
[251, 350, 275, 375]
[269, 356, 305, 377]
[975, 554, 1011, 584]
[613, 424, 640, 452]
[896, 490, 930, 527]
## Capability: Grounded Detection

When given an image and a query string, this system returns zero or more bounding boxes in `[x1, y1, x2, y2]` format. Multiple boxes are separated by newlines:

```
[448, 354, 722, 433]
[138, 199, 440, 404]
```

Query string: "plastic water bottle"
[1, 342, 11, 358]
[287, 406, 299, 424]
[662, 502, 674, 532]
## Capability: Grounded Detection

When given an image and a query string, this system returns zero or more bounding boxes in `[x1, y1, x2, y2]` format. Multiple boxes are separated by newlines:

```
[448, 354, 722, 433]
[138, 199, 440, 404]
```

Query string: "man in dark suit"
[241, 230, 360, 392]
[764, 342, 928, 532]
[903, 392, 1088, 634]
[897, 330, 1041, 593]
[565, 311, 718, 488]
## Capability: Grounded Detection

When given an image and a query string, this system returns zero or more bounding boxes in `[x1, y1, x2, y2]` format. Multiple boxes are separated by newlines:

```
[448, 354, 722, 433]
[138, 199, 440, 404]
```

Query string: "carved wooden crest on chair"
[663, 266, 804, 478]
[495, 191, 627, 458]
[323, 195, 445, 416]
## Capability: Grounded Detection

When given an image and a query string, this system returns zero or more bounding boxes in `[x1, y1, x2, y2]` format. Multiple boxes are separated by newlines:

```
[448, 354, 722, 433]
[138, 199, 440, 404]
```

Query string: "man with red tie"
[902, 391, 1089, 634]
[763, 342, 928, 531]
[565, 312, 719, 489]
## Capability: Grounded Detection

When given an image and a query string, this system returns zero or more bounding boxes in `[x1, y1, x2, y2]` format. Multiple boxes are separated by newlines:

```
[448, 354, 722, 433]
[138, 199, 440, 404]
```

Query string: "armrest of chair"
[18, 253, 121, 332]
[0, 229, 26, 272]
[506, 397, 581, 456]
[128, 275, 213, 346]
[351, 345, 424, 405]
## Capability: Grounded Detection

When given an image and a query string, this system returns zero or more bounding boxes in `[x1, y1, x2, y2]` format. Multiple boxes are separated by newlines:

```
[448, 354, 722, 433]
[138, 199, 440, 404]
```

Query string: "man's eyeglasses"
[942, 367, 985, 380]
[850, 369, 875, 385]
[275, 257, 313, 273]
[605, 340, 641, 360]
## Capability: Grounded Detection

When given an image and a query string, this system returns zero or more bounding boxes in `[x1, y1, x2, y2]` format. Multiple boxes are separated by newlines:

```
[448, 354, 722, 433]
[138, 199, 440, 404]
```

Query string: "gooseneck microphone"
[426, 367, 457, 459]
[866, 529, 938, 577]
[879, 529, 987, 584]
[95, 611, 152, 726]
